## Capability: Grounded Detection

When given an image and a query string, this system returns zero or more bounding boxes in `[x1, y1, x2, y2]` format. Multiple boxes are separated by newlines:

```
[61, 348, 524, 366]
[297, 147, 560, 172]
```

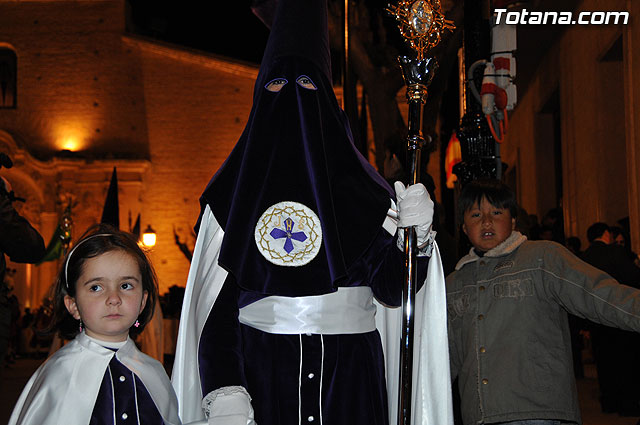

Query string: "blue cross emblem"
[270, 217, 307, 254]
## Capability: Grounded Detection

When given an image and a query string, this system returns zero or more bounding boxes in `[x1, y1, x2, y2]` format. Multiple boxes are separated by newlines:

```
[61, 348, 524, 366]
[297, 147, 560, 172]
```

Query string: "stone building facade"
[0, 0, 258, 308]
[500, 0, 639, 250]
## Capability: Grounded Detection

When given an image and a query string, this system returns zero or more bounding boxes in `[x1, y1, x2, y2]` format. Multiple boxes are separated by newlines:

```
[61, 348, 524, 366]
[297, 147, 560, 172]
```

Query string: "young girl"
[9, 224, 181, 425]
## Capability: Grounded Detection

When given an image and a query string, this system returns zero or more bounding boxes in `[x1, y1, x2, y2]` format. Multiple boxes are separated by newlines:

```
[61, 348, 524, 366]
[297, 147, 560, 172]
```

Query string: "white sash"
[239, 287, 377, 334]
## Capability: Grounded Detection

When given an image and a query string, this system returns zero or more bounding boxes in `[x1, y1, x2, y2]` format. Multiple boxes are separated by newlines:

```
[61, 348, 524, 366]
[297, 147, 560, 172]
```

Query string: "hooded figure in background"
[171, 0, 453, 424]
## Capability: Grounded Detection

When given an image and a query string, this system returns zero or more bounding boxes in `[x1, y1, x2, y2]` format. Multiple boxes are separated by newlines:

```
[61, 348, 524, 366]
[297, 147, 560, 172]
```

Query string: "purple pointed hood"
[200, 0, 393, 296]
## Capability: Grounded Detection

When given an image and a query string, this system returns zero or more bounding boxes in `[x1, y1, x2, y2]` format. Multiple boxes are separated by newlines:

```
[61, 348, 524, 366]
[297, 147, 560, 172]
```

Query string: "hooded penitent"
[173, 3, 454, 424]
[200, 0, 393, 296]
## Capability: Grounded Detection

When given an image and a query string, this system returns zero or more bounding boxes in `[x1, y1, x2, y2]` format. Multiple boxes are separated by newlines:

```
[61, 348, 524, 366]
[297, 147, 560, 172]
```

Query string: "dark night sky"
[126, 1, 270, 64]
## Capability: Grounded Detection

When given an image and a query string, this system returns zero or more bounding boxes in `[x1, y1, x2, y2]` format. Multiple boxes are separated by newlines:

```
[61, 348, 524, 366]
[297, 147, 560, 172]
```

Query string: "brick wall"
[0, 1, 149, 158]
[130, 37, 257, 293]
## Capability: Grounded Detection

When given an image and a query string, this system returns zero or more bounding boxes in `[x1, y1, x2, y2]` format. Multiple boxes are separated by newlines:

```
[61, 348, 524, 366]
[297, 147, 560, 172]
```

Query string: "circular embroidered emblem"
[255, 201, 322, 266]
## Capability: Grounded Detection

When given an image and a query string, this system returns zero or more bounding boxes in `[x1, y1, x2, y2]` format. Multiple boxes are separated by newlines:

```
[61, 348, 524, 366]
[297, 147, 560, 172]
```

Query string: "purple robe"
[90, 353, 165, 424]
[198, 227, 424, 425]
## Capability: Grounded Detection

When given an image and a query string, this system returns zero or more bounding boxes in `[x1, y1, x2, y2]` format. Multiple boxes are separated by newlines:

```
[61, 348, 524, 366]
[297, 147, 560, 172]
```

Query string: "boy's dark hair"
[48, 223, 159, 340]
[457, 178, 518, 222]
[587, 222, 610, 243]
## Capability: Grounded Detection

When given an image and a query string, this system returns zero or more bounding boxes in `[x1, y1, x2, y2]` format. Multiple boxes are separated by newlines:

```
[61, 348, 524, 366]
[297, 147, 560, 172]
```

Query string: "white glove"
[394, 181, 434, 249]
[203, 386, 257, 425]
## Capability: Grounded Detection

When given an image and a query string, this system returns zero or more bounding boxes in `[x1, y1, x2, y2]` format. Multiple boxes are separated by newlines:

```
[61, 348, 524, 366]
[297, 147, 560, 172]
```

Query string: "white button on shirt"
[122, 413, 128, 419]
[119, 375, 126, 382]
[308, 373, 314, 379]
[307, 416, 314, 422]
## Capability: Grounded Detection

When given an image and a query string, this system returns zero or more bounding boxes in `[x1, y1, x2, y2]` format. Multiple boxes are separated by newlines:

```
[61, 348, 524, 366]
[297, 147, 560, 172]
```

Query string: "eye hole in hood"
[265, 78, 288, 92]
[296, 75, 317, 90]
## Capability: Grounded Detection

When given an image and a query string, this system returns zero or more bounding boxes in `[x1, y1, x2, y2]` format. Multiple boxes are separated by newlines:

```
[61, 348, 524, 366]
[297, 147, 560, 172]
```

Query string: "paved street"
[577, 363, 639, 425]
[1, 356, 43, 424]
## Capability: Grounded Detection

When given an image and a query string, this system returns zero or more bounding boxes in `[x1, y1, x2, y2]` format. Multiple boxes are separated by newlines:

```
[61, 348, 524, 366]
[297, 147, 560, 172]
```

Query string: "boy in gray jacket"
[447, 178, 640, 425]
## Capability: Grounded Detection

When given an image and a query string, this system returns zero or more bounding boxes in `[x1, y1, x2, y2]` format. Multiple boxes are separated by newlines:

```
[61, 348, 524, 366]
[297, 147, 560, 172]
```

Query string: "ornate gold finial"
[387, 0, 456, 60]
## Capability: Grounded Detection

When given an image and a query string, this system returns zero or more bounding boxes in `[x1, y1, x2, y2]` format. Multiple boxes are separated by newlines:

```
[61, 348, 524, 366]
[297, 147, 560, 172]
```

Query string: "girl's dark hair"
[49, 223, 159, 340]
[457, 178, 518, 223]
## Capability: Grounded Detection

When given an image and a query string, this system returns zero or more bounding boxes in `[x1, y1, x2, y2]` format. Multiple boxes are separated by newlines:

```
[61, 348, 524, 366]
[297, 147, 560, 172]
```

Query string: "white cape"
[171, 204, 453, 425]
[9, 332, 181, 425]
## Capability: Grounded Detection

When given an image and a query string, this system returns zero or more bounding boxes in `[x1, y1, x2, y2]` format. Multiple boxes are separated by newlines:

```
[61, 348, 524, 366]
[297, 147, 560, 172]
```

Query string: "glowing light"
[53, 120, 94, 152]
[61, 138, 79, 151]
[142, 225, 157, 248]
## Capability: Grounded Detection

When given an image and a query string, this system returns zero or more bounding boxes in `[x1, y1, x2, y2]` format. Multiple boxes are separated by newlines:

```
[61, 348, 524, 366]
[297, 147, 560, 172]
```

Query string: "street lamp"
[142, 224, 157, 248]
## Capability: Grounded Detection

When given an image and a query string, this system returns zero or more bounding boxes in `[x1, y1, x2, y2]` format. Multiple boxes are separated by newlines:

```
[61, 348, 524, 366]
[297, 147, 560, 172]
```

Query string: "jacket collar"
[455, 231, 528, 271]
